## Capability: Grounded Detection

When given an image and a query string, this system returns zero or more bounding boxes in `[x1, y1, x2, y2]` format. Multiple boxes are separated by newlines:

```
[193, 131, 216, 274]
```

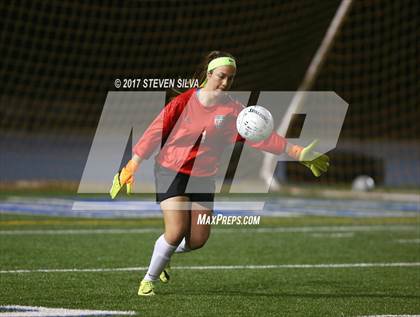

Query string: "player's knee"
[164, 229, 188, 246]
[189, 236, 209, 250]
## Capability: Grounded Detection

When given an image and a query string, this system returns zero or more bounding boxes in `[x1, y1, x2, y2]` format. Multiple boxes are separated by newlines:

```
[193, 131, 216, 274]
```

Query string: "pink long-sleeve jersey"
[133, 89, 287, 176]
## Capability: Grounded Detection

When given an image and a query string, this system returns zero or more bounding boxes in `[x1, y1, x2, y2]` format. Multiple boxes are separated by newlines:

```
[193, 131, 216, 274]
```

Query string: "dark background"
[0, 0, 419, 187]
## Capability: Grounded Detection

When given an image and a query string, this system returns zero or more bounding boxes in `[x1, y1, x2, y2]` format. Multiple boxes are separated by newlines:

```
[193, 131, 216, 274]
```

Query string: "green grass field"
[1, 213, 419, 317]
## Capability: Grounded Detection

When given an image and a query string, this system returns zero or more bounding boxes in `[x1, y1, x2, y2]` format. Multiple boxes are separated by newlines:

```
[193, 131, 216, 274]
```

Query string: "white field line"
[0, 225, 417, 235]
[359, 315, 420, 317]
[310, 232, 354, 238]
[0, 228, 161, 235]
[396, 239, 420, 243]
[0, 305, 135, 317]
[72, 201, 265, 211]
[1, 262, 419, 274]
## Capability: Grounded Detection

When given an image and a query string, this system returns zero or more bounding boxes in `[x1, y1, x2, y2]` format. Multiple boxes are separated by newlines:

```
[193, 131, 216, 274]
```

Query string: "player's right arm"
[133, 89, 194, 160]
[109, 105, 172, 200]
[110, 89, 194, 199]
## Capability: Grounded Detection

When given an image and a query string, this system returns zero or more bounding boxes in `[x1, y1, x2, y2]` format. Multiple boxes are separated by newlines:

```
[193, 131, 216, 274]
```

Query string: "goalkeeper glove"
[287, 140, 330, 177]
[110, 159, 139, 199]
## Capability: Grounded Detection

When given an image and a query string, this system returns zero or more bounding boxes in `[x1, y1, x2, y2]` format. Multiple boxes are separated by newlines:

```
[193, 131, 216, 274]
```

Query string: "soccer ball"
[236, 105, 274, 142]
[352, 175, 375, 192]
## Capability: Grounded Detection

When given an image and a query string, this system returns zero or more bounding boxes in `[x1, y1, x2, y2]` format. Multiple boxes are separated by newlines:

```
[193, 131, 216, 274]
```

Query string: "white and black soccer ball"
[236, 105, 274, 142]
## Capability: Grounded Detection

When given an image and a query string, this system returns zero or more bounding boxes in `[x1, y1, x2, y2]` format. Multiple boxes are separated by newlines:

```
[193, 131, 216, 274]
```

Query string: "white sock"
[174, 237, 191, 253]
[143, 234, 177, 282]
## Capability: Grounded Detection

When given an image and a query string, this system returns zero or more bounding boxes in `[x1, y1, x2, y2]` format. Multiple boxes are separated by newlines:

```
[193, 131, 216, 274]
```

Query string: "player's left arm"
[232, 129, 329, 177]
[240, 131, 287, 155]
[227, 101, 329, 177]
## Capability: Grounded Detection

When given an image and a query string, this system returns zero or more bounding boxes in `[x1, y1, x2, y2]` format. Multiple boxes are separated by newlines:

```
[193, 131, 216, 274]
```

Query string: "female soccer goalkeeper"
[110, 51, 329, 296]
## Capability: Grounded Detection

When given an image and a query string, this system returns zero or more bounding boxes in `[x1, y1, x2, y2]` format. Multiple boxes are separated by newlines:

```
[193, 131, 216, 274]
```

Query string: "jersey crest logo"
[214, 115, 226, 128]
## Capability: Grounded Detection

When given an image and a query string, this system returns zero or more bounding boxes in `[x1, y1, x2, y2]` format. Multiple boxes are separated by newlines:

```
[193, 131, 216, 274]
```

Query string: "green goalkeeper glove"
[287, 140, 330, 177]
[110, 159, 139, 199]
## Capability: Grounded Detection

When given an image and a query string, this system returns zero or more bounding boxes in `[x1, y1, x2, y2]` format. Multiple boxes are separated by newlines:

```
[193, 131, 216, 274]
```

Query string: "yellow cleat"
[159, 265, 171, 284]
[138, 280, 155, 296]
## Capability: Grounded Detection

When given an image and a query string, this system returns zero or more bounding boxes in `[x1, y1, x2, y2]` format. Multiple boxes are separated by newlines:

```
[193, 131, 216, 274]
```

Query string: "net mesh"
[297, 0, 419, 187]
[0, 0, 418, 189]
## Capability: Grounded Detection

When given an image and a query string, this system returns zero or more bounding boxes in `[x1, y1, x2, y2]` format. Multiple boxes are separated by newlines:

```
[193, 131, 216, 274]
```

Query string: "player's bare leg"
[139, 196, 191, 295]
[188, 203, 212, 250]
[173, 202, 212, 252]
[161, 196, 191, 245]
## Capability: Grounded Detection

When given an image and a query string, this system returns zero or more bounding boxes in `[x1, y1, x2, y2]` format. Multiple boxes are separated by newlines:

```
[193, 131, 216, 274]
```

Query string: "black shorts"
[154, 164, 215, 205]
